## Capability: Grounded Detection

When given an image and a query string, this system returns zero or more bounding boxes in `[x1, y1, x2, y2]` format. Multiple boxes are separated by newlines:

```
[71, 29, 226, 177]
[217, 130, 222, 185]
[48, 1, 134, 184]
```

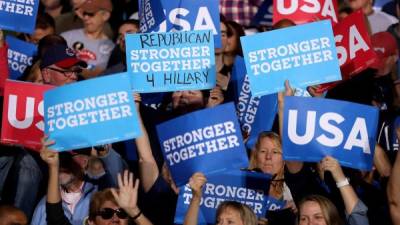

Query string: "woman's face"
[255, 137, 284, 175]
[216, 207, 243, 225]
[90, 201, 128, 225]
[299, 201, 327, 225]
[225, 25, 238, 54]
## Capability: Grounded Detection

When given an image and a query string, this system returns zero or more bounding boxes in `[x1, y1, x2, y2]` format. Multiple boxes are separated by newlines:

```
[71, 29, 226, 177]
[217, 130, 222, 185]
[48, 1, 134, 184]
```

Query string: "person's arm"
[96, 144, 128, 187]
[206, 87, 225, 108]
[134, 94, 159, 193]
[40, 137, 72, 225]
[278, 80, 303, 174]
[183, 172, 207, 225]
[321, 156, 359, 214]
[388, 127, 400, 225]
[373, 144, 392, 177]
[111, 170, 153, 225]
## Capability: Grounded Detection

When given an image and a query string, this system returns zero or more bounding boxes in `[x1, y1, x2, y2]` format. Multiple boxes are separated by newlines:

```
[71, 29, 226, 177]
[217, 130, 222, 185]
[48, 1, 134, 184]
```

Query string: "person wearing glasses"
[40, 44, 86, 86]
[40, 139, 153, 225]
[61, 0, 114, 79]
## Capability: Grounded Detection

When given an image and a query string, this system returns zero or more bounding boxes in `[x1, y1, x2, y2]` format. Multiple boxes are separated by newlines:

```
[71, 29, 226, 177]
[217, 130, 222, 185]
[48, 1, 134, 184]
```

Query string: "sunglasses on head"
[96, 208, 128, 220]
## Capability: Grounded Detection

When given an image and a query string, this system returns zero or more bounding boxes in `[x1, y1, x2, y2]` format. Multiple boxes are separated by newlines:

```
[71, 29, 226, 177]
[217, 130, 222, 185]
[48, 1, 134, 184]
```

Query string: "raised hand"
[320, 156, 346, 182]
[189, 172, 207, 198]
[111, 170, 140, 216]
[40, 136, 58, 168]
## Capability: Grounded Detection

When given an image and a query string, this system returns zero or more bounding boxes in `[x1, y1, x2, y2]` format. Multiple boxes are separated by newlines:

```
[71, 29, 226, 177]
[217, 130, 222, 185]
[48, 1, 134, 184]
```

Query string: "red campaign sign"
[1, 80, 54, 151]
[316, 10, 378, 93]
[273, 0, 338, 25]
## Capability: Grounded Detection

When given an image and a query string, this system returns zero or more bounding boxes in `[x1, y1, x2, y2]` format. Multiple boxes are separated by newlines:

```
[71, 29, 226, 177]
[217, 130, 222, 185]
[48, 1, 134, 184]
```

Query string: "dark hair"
[339, 6, 353, 15]
[226, 20, 245, 56]
[58, 152, 85, 181]
[36, 13, 55, 30]
[119, 19, 140, 30]
[37, 34, 67, 57]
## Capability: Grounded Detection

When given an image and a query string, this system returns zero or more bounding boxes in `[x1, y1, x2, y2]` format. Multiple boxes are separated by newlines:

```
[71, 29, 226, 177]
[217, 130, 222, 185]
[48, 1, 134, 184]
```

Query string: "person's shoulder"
[374, 10, 398, 23]
[61, 28, 84, 38]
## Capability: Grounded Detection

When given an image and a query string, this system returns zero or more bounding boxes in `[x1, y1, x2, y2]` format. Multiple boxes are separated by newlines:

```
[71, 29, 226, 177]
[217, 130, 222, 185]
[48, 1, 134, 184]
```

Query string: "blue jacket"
[31, 181, 96, 225]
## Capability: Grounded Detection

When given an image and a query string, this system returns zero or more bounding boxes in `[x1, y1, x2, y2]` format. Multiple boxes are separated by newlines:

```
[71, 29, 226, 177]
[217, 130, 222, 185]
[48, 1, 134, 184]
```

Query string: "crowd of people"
[0, 0, 400, 225]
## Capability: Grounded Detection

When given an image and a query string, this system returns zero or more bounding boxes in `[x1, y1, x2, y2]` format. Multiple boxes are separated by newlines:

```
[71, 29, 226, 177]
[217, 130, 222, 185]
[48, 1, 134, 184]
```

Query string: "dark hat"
[80, 0, 113, 13]
[40, 44, 87, 70]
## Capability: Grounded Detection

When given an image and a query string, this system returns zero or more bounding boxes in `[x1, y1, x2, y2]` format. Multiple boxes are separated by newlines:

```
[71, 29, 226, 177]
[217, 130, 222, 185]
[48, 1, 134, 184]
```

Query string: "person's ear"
[101, 11, 110, 22]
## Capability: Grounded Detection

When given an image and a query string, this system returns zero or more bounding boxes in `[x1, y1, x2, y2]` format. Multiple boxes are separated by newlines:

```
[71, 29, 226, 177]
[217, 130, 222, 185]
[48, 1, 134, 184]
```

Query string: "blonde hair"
[249, 131, 282, 171]
[299, 195, 344, 225]
[216, 201, 257, 225]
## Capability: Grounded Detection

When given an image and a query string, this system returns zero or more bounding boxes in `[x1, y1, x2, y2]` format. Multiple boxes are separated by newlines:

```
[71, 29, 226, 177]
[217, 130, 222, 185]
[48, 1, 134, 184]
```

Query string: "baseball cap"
[40, 44, 87, 70]
[80, 0, 113, 13]
[370, 32, 398, 69]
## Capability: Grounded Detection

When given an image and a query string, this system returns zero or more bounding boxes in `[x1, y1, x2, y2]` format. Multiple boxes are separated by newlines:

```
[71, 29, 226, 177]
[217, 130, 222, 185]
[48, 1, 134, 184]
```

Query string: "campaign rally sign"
[0, 0, 39, 33]
[273, 0, 338, 25]
[126, 30, 216, 93]
[231, 56, 278, 149]
[138, 0, 165, 33]
[241, 20, 341, 97]
[250, 0, 274, 27]
[1, 80, 54, 150]
[157, 0, 221, 48]
[334, 10, 378, 78]
[174, 170, 271, 224]
[282, 96, 379, 170]
[44, 73, 141, 151]
[156, 103, 249, 186]
[6, 36, 37, 80]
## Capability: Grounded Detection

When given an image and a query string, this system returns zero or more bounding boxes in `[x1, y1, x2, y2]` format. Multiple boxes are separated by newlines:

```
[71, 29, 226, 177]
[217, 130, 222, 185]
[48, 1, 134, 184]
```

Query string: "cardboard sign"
[1, 80, 54, 150]
[156, 0, 221, 47]
[231, 56, 278, 149]
[241, 20, 341, 97]
[334, 10, 378, 78]
[138, 0, 165, 33]
[156, 103, 249, 186]
[282, 96, 379, 170]
[273, 0, 338, 25]
[174, 170, 271, 225]
[6, 36, 37, 80]
[44, 73, 141, 151]
[126, 30, 216, 93]
[0, 0, 39, 33]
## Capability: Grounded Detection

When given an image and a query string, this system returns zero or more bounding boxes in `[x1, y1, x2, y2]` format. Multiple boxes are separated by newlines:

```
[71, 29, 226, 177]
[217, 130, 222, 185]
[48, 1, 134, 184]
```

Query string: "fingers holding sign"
[40, 136, 58, 168]
[189, 172, 207, 198]
[320, 156, 346, 182]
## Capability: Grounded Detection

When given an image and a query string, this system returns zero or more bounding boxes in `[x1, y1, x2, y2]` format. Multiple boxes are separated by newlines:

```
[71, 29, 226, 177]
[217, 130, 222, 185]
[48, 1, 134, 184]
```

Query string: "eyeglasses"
[47, 67, 79, 78]
[82, 11, 96, 17]
[96, 208, 128, 220]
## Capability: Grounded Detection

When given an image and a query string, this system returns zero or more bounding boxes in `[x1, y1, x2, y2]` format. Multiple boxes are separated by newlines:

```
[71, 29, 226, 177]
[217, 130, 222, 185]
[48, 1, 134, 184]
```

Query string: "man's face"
[42, 64, 78, 86]
[118, 23, 139, 52]
[27, 27, 54, 44]
[82, 10, 108, 34]
[172, 90, 205, 114]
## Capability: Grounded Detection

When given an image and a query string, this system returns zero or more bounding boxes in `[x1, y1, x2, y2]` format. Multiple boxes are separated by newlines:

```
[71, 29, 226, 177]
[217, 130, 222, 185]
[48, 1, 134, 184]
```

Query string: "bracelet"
[131, 209, 142, 220]
[336, 178, 350, 188]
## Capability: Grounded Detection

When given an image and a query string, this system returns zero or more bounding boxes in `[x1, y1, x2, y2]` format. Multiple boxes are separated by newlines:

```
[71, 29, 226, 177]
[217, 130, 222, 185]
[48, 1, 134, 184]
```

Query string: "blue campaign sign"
[250, 0, 273, 27]
[138, 0, 165, 33]
[126, 30, 216, 93]
[44, 73, 142, 151]
[174, 170, 271, 225]
[6, 36, 37, 80]
[282, 96, 379, 170]
[241, 20, 341, 97]
[0, 0, 39, 33]
[232, 56, 278, 149]
[155, 0, 221, 48]
[156, 103, 249, 186]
